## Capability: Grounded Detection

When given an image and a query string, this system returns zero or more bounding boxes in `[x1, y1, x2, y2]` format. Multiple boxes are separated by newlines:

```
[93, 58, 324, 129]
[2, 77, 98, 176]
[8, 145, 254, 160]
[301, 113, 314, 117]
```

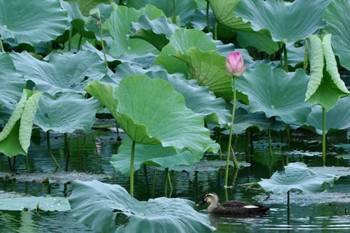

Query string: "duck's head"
[196, 193, 219, 206]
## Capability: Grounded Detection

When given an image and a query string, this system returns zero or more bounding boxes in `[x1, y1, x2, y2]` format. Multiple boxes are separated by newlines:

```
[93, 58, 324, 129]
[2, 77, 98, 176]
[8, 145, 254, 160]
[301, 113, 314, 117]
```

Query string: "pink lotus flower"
[225, 51, 246, 77]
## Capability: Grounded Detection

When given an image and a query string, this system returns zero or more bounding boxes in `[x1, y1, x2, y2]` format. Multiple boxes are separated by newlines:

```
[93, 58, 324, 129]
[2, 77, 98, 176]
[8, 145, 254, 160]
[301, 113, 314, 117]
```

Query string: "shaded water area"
[1, 126, 350, 232]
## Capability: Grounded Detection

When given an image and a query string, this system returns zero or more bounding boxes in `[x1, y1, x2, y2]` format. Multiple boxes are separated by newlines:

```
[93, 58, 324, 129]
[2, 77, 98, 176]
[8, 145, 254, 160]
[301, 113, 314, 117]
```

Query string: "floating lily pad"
[258, 162, 339, 194]
[69, 180, 215, 233]
[255, 191, 350, 206]
[0, 193, 70, 211]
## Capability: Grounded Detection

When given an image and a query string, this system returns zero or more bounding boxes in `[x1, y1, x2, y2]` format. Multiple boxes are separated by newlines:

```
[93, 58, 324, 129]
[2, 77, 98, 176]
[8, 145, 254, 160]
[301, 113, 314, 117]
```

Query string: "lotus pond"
[1, 126, 350, 233]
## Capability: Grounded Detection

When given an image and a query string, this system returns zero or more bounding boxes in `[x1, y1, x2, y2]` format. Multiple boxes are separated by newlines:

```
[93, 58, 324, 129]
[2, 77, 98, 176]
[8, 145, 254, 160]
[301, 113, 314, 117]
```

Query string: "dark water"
[1, 128, 350, 233]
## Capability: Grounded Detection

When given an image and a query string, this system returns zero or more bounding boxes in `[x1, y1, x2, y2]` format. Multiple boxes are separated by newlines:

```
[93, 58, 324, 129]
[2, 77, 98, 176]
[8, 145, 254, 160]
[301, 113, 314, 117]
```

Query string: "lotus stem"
[214, 23, 218, 40]
[287, 190, 291, 224]
[68, 27, 73, 52]
[64, 133, 70, 172]
[25, 154, 30, 173]
[151, 170, 157, 197]
[206, 0, 210, 32]
[164, 168, 173, 197]
[225, 78, 238, 188]
[8, 157, 16, 173]
[130, 140, 136, 197]
[268, 127, 273, 158]
[283, 43, 288, 71]
[0, 38, 3, 52]
[77, 35, 83, 51]
[46, 131, 60, 169]
[172, 0, 176, 24]
[322, 106, 327, 166]
[97, 17, 108, 67]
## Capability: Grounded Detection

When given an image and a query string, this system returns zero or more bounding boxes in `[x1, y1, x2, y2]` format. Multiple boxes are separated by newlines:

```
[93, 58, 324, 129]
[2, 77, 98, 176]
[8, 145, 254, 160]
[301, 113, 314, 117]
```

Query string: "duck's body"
[200, 193, 270, 216]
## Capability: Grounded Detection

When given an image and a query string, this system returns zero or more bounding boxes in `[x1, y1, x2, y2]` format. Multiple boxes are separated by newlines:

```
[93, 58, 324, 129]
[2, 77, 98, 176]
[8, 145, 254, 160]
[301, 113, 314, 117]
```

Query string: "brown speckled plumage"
[201, 193, 270, 216]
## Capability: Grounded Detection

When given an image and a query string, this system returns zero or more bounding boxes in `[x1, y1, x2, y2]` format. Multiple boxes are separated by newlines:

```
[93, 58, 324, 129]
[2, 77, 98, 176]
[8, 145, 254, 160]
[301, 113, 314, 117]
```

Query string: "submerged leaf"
[69, 180, 215, 233]
[258, 162, 338, 194]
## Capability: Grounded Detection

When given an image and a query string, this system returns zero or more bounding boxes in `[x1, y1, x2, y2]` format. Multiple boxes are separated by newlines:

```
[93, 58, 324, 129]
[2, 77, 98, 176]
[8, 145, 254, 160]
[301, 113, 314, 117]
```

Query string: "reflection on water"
[0, 129, 350, 232]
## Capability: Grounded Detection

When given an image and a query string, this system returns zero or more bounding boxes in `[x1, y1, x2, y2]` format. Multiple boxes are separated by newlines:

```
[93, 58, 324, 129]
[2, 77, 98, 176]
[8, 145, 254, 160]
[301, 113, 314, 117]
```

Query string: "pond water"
[1, 126, 350, 233]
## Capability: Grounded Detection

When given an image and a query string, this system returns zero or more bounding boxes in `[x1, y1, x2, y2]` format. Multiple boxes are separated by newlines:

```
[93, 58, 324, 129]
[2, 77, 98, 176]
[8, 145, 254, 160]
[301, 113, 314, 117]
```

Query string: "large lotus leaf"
[61, 1, 96, 39]
[66, 0, 111, 16]
[235, 0, 332, 43]
[69, 180, 215, 233]
[258, 162, 338, 194]
[0, 0, 67, 45]
[127, 0, 197, 25]
[114, 75, 213, 153]
[324, 0, 350, 70]
[175, 47, 233, 100]
[104, 5, 163, 61]
[208, 0, 250, 30]
[236, 64, 312, 125]
[0, 90, 41, 157]
[130, 15, 178, 50]
[113, 63, 231, 126]
[111, 137, 204, 175]
[84, 80, 118, 119]
[10, 50, 108, 95]
[236, 29, 279, 55]
[154, 28, 216, 78]
[34, 92, 100, 133]
[0, 53, 25, 117]
[306, 34, 349, 111]
[305, 97, 350, 135]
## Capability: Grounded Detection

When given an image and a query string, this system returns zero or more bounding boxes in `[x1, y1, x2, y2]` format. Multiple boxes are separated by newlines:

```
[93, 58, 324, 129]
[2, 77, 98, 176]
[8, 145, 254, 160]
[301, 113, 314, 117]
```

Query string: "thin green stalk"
[206, 0, 210, 32]
[287, 191, 290, 224]
[97, 18, 108, 67]
[322, 106, 327, 166]
[214, 23, 218, 40]
[25, 155, 30, 173]
[268, 127, 273, 158]
[283, 43, 288, 71]
[172, 0, 177, 24]
[77, 35, 83, 51]
[151, 170, 157, 197]
[46, 131, 60, 169]
[130, 140, 136, 197]
[68, 27, 73, 52]
[0, 38, 3, 52]
[64, 133, 71, 172]
[225, 79, 238, 188]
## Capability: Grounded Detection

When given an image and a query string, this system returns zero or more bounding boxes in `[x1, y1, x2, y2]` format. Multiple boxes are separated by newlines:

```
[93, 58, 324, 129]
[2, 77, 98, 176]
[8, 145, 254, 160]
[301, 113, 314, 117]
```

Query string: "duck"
[198, 193, 270, 216]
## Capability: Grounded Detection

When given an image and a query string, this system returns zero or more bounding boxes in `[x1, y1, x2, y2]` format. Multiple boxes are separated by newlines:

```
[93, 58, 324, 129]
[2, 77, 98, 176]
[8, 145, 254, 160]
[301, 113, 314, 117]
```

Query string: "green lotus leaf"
[0, 53, 25, 120]
[0, 0, 68, 45]
[61, 1, 96, 39]
[235, 0, 332, 43]
[114, 75, 213, 152]
[10, 50, 108, 95]
[84, 80, 118, 119]
[127, 0, 197, 25]
[208, 0, 250, 30]
[130, 15, 179, 50]
[111, 137, 204, 175]
[34, 92, 100, 133]
[236, 64, 312, 125]
[306, 34, 349, 111]
[104, 5, 163, 61]
[69, 180, 215, 233]
[305, 96, 350, 135]
[324, 0, 350, 70]
[236, 29, 279, 54]
[114, 63, 231, 126]
[175, 47, 232, 100]
[0, 195, 70, 211]
[66, 0, 111, 16]
[0, 90, 41, 157]
[154, 28, 216, 78]
[258, 162, 338, 194]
